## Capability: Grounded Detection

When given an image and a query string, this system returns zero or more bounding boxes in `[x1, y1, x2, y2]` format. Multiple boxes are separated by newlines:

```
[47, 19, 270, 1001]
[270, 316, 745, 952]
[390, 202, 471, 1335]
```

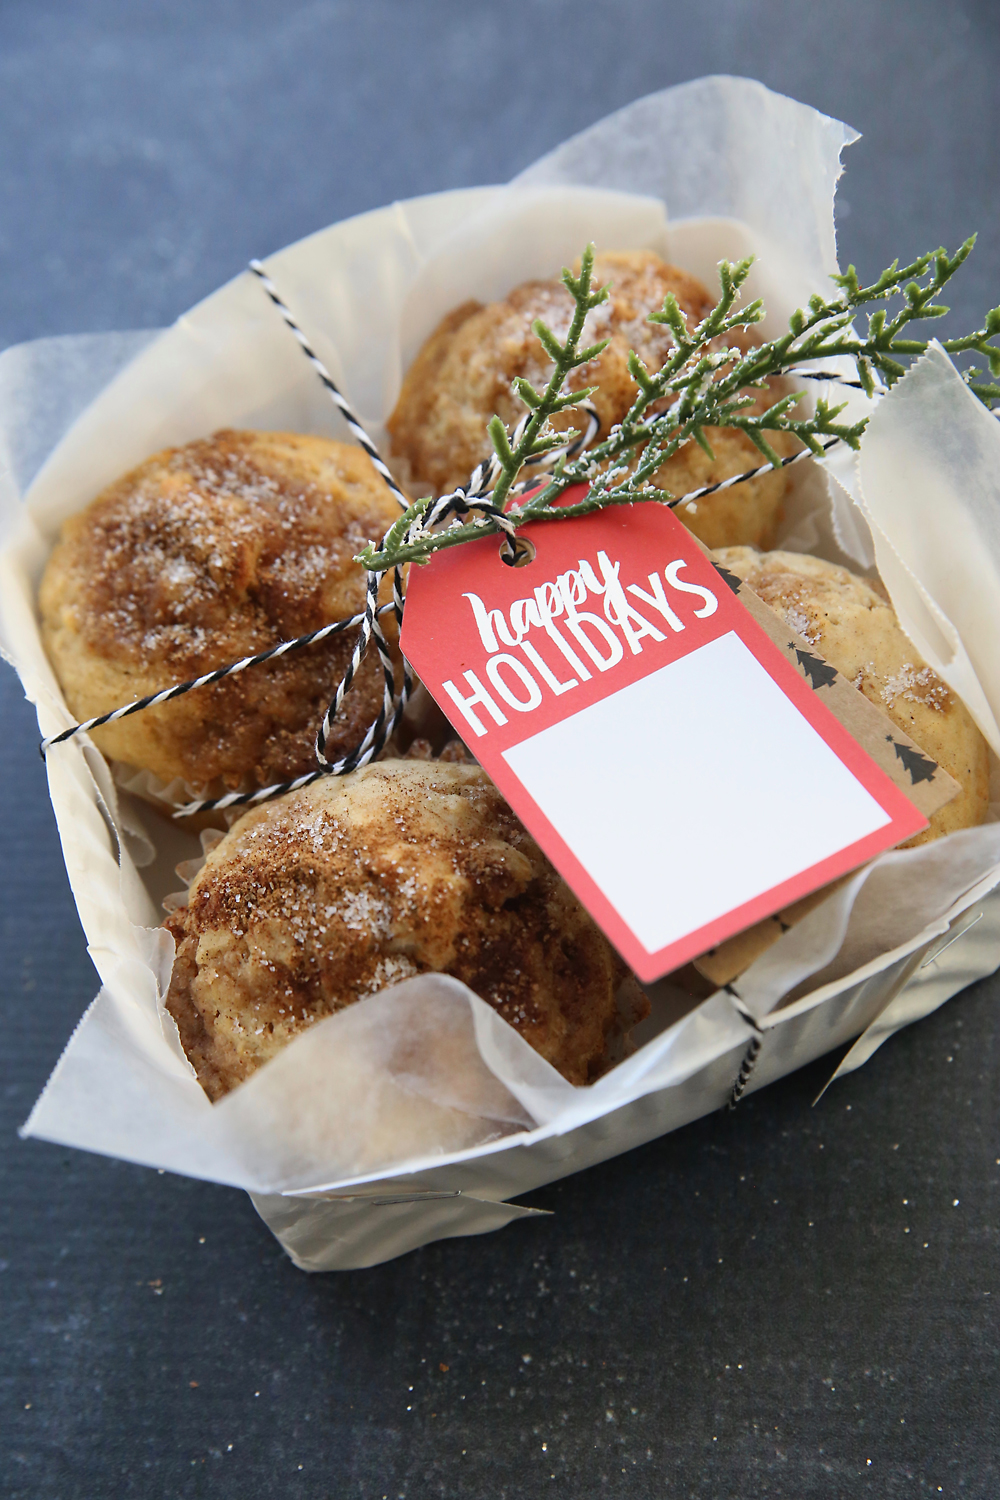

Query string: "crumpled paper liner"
[2, 77, 999, 1268]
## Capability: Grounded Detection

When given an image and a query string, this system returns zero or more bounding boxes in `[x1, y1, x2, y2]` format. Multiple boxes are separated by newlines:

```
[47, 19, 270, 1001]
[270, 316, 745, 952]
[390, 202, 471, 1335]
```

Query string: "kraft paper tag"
[401, 494, 953, 984]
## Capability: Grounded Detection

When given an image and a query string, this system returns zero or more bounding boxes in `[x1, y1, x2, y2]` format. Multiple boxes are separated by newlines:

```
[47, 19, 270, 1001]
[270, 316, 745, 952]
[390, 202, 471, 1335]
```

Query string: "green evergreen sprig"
[356, 237, 1000, 572]
[487, 244, 610, 515]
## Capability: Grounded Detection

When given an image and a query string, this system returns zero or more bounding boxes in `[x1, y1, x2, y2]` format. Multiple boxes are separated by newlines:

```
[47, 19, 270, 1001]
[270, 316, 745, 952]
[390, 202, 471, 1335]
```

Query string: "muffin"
[387, 249, 796, 549]
[39, 429, 403, 797]
[714, 547, 991, 844]
[164, 759, 644, 1100]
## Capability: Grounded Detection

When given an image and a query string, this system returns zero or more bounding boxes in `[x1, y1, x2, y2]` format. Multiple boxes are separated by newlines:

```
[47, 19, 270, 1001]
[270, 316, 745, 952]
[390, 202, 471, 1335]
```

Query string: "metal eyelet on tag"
[500, 536, 536, 568]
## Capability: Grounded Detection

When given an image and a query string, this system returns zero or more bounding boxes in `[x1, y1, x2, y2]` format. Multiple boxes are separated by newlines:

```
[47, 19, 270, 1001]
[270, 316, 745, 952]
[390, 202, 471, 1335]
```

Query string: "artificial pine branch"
[487, 243, 609, 515]
[356, 238, 1000, 572]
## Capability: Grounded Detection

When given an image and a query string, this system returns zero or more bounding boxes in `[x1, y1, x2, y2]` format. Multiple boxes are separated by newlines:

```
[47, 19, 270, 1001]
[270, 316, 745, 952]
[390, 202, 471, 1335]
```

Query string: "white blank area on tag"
[502, 631, 890, 956]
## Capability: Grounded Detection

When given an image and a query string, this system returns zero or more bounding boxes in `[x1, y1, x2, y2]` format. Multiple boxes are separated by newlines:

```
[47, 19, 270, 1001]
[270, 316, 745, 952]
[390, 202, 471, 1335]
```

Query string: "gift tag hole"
[501, 537, 536, 568]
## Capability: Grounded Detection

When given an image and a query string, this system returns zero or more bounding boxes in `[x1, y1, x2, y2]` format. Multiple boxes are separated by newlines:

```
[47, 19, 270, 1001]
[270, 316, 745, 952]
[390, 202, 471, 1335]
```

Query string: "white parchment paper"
[3, 78, 1000, 1263]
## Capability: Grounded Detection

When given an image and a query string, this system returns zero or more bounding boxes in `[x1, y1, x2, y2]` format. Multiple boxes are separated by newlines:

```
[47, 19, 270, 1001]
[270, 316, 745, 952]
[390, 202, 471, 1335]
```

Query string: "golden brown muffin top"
[43, 429, 399, 676]
[387, 250, 719, 497]
[39, 430, 404, 793]
[165, 760, 636, 1099]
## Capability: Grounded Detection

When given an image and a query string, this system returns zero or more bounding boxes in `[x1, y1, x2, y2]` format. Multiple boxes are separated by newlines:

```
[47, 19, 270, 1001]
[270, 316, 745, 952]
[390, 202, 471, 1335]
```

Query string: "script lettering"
[456, 548, 721, 733]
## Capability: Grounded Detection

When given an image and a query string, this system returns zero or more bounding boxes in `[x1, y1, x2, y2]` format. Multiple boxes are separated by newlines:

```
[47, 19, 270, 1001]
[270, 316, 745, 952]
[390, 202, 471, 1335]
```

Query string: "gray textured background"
[2, 2, 999, 1496]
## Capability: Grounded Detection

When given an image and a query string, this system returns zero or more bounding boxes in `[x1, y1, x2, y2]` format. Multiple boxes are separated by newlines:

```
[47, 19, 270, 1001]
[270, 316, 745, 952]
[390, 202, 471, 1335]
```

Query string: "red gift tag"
[400, 494, 926, 983]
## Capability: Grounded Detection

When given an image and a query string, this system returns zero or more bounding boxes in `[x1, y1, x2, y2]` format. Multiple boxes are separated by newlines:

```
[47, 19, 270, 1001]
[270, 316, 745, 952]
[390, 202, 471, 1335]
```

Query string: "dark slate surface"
[2, 2, 998, 1495]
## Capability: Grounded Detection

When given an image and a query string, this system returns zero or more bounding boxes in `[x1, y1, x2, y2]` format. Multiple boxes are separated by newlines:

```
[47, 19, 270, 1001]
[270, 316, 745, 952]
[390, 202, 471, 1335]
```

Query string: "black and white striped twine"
[248, 260, 410, 512]
[725, 990, 765, 1109]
